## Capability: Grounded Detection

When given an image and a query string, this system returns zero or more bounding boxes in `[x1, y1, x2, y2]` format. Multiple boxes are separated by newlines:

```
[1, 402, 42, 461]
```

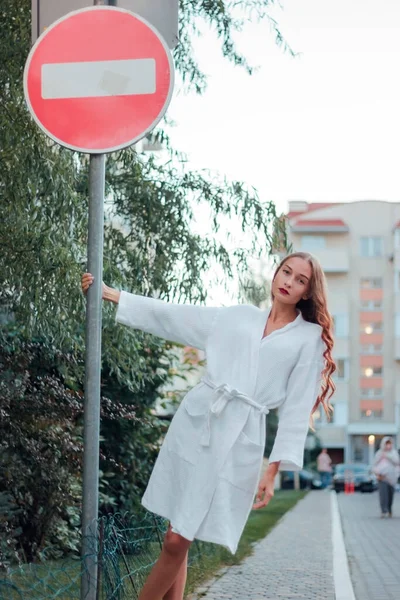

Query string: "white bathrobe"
[116, 292, 324, 554]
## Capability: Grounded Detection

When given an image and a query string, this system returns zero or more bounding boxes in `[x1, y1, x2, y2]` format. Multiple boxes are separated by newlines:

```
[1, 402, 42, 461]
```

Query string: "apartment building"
[284, 200, 400, 464]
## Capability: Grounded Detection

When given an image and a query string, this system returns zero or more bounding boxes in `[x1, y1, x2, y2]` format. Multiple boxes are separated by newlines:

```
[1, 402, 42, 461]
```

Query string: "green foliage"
[0, 332, 143, 562]
[0, 334, 84, 562]
[0, 491, 23, 570]
[239, 265, 272, 308]
[177, 1, 295, 94]
[98, 365, 166, 515]
[0, 0, 290, 567]
[265, 409, 279, 457]
[0, 0, 286, 368]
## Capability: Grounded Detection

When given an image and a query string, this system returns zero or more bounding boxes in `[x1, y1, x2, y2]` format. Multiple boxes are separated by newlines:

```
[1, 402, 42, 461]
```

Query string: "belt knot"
[199, 377, 269, 447]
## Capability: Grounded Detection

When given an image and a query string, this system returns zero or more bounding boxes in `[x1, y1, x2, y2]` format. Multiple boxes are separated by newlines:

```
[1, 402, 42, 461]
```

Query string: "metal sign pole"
[81, 4, 106, 599]
[81, 153, 105, 599]
[25, 4, 175, 599]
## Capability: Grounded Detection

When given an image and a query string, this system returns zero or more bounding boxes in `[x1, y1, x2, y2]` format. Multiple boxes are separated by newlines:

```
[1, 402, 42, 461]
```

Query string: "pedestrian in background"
[317, 448, 332, 489]
[373, 436, 399, 518]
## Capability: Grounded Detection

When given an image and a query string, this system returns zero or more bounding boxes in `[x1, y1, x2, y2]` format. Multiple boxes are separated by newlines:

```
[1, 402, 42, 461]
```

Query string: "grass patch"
[185, 489, 307, 596]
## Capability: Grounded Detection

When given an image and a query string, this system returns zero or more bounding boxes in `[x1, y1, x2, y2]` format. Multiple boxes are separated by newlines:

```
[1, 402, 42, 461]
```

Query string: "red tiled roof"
[295, 218, 347, 227]
[287, 202, 338, 219]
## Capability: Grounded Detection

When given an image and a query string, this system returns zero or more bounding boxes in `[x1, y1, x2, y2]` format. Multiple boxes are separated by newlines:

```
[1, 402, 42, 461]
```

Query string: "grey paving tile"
[338, 491, 400, 600]
[192, 491, 334, 600]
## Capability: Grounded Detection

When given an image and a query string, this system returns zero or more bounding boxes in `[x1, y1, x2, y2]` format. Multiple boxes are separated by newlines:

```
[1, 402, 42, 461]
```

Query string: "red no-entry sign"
[24, 6, 175, 153]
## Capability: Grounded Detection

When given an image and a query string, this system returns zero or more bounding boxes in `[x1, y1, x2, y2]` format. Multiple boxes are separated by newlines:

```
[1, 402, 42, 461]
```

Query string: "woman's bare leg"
[138, 527, 191, 600]
[163, 551, 188, 600]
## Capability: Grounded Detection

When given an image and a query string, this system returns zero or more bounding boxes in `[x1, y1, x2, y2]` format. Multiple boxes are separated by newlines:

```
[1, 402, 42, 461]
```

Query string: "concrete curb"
[331, 491, 356, 600]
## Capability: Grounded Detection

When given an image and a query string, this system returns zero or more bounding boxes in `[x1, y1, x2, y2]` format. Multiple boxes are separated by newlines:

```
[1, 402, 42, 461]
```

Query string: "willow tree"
[0, 0, 290, 558]
[1, 0, 291, 351]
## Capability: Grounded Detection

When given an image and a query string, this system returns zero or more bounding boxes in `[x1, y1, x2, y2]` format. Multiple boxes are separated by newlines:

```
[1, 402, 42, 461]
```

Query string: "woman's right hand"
[81, 272, 107, 297]
[82, 272, 96, 295]
[253, 473, 274, 510]
[81, 273, 120, 304]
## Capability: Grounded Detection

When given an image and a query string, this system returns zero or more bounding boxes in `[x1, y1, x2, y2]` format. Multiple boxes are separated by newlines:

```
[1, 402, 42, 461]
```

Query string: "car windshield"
[336, 464, 369, 474]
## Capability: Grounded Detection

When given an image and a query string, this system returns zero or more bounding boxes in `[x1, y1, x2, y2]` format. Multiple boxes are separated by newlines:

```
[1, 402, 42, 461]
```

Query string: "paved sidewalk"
[338, 490, 400, 600]
[192, 491, 334, 600]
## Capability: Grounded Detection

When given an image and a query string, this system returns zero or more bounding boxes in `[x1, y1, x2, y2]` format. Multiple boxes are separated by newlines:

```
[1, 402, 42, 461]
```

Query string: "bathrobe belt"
[200, 376, 270, 447]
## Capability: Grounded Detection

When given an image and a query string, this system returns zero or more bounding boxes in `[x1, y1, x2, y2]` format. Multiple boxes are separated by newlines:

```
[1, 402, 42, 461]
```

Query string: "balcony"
[291, 218, 349, 233]
[348, 423, 398, 435]
[315, 249, 349, 273]
[315, 426, 347, 447]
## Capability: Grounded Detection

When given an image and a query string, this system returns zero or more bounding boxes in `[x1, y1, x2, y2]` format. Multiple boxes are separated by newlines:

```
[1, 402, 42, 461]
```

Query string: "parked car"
[280, 469, 323, 490]
[333, 463, 377, 493]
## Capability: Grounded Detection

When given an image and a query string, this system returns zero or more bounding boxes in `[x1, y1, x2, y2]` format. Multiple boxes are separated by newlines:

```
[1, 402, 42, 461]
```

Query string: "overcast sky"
[165, 0, 400, 218]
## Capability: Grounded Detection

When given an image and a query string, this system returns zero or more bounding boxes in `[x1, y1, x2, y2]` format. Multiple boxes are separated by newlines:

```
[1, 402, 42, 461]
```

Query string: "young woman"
[82, 251, 335, 600]
[373, 436, 399, 518]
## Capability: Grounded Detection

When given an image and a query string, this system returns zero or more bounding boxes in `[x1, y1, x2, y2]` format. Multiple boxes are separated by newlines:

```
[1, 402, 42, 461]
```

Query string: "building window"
[360, 300, 383, 310]
[362, 366, 383, 378]
[360, 344, 382, 354]
[334, 359, 349, 381]
[360, 277, 383, 289]
[360, 322, 383, 334]
[361, 388, 383, 398]
[361, 409, 383, 419]
[332, 314, 349, 338]
[300, 236, 326, 251]
[360, 237, 383, 257]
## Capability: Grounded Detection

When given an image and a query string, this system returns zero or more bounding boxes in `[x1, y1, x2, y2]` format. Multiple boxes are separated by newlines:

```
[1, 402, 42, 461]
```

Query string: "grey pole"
[81, 7, 106, 599]
[81, 150, 105, 600]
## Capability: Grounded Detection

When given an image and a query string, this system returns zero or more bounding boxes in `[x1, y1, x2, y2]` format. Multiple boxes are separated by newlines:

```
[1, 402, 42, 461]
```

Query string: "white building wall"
[287, 200, 400, 462]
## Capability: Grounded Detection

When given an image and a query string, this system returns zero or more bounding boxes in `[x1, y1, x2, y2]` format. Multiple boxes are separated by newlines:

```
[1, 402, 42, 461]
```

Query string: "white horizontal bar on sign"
[41, 58, 156, 99]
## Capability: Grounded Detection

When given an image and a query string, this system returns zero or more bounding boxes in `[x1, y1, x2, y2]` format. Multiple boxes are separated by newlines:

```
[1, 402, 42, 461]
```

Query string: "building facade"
[285, 200, 400, 465]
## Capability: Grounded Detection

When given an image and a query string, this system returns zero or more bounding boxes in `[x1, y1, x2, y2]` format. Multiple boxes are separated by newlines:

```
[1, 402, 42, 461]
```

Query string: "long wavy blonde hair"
[272, 252, 336, 419]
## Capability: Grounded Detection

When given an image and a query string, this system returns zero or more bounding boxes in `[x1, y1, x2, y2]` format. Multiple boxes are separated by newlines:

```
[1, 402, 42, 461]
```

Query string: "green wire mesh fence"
[0, 511, 223, 599]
